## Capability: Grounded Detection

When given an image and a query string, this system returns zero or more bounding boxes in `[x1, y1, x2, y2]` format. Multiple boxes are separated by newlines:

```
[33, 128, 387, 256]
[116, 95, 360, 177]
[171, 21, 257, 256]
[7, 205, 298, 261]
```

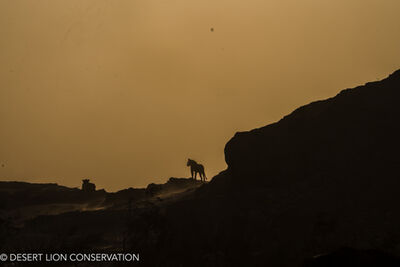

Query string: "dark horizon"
[1, 68, 400, 193]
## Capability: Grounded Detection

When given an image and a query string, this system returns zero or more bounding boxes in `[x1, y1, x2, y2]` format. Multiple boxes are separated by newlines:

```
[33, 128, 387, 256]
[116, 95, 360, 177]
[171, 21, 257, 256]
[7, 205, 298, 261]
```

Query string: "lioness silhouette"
[82, 179, 96, 192]
[186, 159, 207, 182]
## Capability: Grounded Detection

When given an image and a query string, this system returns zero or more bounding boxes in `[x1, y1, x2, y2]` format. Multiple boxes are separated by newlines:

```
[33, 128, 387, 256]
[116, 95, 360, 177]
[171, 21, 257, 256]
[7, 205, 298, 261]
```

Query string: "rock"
[145, 69, 400, 266]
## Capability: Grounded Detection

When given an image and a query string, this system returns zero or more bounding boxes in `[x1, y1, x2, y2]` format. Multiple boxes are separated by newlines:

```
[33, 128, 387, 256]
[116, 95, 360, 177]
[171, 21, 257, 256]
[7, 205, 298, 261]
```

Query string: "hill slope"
[2, 70, 400, 266]
[140, 69, 400, 266]
[224, 69, 400, 184]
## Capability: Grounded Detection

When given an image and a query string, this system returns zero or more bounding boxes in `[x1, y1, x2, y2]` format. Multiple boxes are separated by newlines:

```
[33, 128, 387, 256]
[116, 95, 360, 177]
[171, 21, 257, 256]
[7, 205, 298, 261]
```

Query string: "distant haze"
[1, 0, 399, 191]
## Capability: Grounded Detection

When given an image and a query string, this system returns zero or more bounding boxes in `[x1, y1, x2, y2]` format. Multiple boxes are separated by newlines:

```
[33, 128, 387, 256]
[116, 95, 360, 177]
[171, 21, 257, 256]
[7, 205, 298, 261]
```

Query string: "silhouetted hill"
[0, 181, 106, 212]
[0, 177, 203, 257]
[2, 70, 400, 266]
[130, 69, 400, 266]
[224, 69, 400, 185]
[0, 178, 200, 229]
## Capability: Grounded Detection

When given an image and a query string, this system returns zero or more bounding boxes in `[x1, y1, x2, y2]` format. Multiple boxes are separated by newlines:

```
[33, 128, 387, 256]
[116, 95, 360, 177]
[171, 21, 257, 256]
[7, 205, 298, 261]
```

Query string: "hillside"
[1, 69, 400, 266]
[224, 69, 400, 184]
[135, 69, 400, 266]
[0, 177, 203, 259]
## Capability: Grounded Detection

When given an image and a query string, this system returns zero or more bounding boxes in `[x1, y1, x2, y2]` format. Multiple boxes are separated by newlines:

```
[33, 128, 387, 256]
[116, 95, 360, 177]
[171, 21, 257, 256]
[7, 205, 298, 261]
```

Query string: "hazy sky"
[1, 0, 399, 191]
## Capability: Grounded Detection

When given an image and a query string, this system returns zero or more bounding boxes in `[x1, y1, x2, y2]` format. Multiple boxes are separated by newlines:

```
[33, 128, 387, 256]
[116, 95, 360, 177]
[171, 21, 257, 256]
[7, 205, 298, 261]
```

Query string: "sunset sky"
[1, 0, 399, 191]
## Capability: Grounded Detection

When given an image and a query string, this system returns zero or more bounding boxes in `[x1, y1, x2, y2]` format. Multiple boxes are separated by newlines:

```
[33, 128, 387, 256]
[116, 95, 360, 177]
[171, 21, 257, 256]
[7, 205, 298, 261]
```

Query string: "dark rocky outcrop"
[134, 69, 400, 266]
[224, 69, 400, 185]
[0, 181, 95, 209]
[0, 177, 203, 258]
[0, 178, 200, 216]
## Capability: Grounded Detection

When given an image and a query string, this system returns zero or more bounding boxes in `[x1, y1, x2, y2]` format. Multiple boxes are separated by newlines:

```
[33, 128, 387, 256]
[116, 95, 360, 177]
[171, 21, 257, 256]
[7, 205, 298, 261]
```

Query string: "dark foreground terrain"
[0, 178, 203, 266]
[1, 70, 400, 266]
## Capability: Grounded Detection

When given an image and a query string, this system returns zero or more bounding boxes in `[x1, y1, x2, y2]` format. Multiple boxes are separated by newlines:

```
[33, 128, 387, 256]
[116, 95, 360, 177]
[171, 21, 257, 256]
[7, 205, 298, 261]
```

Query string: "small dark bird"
[210, 28, 214, 32]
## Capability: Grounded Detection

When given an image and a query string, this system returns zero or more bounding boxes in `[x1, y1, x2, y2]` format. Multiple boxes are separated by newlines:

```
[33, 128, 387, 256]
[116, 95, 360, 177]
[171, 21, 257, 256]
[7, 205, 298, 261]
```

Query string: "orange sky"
[1, 0, 399, 191]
